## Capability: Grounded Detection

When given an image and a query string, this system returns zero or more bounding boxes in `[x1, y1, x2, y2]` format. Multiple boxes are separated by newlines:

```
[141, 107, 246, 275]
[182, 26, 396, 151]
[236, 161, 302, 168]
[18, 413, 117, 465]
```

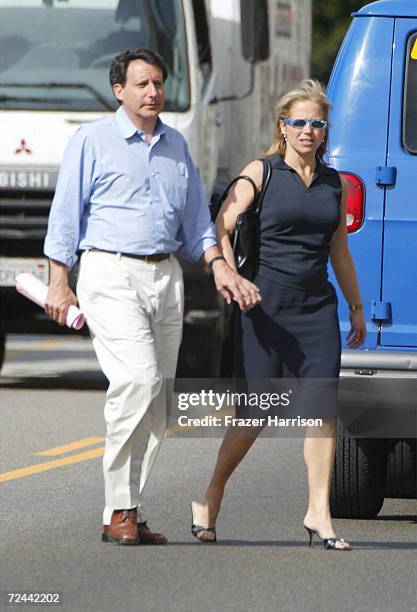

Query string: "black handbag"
[209, 159, 272, 281]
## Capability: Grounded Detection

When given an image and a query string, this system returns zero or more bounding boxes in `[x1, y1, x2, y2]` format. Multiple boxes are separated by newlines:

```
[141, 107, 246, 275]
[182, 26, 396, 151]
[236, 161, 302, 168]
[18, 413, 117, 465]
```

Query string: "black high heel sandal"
[304, 525, 351, 551]
[190, 502, 217, 543]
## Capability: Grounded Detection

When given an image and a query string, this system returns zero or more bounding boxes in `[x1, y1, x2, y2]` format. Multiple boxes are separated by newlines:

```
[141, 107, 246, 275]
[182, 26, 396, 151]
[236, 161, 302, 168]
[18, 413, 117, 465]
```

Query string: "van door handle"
[371, 300, 392, 322]
[375, 166, 397, 186]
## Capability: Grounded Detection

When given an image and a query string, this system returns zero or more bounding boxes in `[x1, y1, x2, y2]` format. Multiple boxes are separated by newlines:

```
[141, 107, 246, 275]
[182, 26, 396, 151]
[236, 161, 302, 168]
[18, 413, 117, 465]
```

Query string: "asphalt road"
[0, 336, 416, 612]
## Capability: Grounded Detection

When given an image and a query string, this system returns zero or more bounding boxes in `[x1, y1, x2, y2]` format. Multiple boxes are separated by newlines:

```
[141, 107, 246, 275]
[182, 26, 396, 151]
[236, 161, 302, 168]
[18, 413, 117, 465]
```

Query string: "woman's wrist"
[348, 303, 363, 312]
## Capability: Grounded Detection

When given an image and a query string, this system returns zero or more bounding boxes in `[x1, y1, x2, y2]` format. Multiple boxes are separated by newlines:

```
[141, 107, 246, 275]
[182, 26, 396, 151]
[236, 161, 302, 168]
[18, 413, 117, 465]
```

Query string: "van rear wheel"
[385, 439, 416, 499]
[330, 419, 388, 518]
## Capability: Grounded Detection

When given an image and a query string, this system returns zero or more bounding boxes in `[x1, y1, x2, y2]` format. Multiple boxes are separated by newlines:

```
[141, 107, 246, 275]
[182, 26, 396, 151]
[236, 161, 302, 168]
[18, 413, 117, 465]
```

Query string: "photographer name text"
[177, 415, 323, 427]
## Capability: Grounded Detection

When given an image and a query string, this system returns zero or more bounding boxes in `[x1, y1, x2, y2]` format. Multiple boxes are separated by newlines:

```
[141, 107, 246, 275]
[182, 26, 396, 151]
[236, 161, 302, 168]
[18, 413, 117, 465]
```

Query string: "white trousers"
[77, 250, 183, 525]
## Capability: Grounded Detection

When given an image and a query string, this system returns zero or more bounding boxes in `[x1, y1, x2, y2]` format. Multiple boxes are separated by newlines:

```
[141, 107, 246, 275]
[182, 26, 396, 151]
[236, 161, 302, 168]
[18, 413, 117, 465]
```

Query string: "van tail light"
[340, 172, 365, 233]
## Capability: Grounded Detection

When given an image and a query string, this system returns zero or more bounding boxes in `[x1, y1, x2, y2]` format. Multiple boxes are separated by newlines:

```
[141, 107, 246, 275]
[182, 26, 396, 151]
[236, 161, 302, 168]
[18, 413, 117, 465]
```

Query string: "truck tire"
[385, 439, 416, 499]
[220, 303, 235, 378]
[176, 323, 220, 378]
[0, 334, 5, 371]
[330, 419, 388, 518]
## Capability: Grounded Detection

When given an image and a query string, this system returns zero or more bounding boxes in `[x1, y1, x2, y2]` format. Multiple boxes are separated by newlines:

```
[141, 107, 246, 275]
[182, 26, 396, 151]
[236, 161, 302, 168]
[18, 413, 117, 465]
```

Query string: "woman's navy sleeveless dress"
[234, 155, 342, 418]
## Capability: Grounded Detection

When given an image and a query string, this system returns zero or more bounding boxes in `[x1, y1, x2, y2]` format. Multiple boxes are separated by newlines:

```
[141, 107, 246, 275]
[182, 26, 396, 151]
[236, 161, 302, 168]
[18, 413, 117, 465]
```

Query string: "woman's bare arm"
[330, 176, 366, 347]
[215, 160, 264, 270]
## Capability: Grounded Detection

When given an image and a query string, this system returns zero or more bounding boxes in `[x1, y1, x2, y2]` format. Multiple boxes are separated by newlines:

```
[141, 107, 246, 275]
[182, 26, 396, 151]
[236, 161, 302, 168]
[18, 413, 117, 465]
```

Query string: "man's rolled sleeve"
[44, 127, 93, 269]
[176, 147, 217, 262]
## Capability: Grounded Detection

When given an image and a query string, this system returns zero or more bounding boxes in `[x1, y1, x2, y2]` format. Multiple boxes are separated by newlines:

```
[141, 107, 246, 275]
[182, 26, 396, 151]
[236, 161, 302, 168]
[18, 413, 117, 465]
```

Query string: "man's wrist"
[208, 255, 226, 273]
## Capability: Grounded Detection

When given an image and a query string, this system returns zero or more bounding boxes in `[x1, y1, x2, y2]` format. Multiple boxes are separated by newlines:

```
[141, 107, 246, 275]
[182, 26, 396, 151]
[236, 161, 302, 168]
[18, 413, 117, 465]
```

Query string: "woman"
[191, 79, 366, 550]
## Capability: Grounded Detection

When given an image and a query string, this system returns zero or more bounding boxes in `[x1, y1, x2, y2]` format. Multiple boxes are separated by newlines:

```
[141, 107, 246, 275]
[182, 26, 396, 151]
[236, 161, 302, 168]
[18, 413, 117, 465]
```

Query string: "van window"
[403, 32, 417, 155]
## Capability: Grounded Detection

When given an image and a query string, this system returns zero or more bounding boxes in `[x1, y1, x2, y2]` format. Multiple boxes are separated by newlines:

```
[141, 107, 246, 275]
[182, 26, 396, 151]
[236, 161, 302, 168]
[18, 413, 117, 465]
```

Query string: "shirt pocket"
[159, 160, 189, 216]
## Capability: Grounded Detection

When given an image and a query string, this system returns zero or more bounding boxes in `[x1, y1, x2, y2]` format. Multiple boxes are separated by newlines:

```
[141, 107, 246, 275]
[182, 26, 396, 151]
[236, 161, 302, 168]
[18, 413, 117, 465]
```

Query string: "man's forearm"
[46, 259, 77, 325]
[49, 259, 70, 288]
[202, 245, 222, 265]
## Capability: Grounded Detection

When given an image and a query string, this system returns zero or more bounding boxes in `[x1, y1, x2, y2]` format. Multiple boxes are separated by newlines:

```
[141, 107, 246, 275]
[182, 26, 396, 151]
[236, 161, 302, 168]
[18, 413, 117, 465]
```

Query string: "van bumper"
[338, 350, 417, 438]
[341, 349, 417, 376]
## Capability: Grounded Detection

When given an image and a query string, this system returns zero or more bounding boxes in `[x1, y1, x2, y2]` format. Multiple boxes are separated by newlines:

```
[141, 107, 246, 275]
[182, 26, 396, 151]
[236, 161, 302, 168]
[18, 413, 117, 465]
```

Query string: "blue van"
[327, 0, 417, 517]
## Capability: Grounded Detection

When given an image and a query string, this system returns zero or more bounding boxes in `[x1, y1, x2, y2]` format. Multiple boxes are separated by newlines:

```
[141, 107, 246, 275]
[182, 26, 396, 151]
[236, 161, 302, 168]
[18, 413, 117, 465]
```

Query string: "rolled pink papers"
[15, 273, 86, 330]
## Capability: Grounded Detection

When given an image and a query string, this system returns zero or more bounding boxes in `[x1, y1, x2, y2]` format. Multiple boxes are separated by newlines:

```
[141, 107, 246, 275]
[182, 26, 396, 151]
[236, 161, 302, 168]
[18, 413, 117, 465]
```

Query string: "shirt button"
[152, 171, 158, 177]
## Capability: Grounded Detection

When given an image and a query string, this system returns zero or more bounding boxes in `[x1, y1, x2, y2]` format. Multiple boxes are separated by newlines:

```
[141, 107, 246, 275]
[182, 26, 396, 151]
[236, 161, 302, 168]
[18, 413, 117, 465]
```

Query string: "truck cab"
[0, 0, 312, 375]
[327, 0, 417, 516]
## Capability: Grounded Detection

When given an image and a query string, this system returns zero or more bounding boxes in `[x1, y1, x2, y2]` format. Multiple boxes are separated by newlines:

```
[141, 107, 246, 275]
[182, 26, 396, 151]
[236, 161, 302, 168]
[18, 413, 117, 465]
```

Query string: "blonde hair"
[261, 79, 331, 161]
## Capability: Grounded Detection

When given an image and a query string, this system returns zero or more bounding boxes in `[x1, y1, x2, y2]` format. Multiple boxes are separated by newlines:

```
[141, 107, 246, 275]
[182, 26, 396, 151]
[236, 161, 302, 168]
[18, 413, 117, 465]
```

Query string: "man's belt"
[88, 248, 170, 263]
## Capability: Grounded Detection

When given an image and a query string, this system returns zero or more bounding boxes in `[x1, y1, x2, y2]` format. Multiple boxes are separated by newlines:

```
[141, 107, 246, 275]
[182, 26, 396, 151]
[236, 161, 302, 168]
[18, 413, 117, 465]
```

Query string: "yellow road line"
[0, 448, 104, 483]
[1, 406, 237, 482]
[5, 338, 65, 359]
[36, 436, 105, 456]
[30, 339, 64, 350]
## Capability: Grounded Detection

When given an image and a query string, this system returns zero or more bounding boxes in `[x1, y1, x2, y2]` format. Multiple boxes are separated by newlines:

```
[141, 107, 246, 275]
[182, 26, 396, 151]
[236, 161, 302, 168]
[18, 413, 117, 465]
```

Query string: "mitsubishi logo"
[14, 138, 32, 155]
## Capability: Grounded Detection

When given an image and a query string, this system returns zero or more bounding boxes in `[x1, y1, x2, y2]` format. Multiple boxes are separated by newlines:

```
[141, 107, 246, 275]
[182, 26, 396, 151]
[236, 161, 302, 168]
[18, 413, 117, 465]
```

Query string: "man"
[44, 48, 260, 545]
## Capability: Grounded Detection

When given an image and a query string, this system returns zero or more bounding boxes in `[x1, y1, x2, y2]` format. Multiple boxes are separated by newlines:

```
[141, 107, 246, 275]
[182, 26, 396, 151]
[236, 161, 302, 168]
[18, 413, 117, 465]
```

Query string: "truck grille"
[0, 189, 52, 240]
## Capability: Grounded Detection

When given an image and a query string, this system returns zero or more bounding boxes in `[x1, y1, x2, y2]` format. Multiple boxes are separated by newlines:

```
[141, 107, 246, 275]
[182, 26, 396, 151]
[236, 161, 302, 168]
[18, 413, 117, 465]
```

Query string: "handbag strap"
[252, 159, 272, 215]
[217, 159, 271, 216]
[222, 174, 258, 204]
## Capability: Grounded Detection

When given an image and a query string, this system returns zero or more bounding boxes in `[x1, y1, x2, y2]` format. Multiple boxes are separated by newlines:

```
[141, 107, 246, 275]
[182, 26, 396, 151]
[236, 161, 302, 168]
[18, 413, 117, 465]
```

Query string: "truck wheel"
[385, 439, 416, 499]
[176, 323, 221, 378]
[0, 334, 5, 371]
[220, 303, 235, 378]
[330, 419, 388, 518]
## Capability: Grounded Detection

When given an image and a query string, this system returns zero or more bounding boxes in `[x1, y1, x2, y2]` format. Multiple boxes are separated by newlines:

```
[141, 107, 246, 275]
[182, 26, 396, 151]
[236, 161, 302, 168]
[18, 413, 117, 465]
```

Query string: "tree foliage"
[312, 0, 370, 84]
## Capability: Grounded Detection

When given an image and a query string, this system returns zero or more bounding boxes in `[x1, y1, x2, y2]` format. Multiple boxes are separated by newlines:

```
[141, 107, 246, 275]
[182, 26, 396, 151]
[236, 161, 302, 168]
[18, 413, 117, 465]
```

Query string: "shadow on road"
[153, 539, 417, 549]
[0, 371, 107, 391]
[374, 514, 416, 523]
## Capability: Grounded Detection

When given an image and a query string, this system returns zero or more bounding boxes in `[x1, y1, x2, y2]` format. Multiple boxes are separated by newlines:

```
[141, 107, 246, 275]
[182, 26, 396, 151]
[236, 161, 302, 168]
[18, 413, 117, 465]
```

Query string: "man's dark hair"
[109, 48, 168, 90]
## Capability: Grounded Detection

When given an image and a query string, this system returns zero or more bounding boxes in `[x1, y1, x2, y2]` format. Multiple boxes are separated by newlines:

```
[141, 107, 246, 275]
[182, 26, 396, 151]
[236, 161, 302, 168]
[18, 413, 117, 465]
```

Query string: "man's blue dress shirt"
[44, 106, 217, 268]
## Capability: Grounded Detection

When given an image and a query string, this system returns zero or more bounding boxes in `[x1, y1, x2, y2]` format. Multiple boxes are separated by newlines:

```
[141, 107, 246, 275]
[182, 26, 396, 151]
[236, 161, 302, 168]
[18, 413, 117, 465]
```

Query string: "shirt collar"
[115, 106, 167, 141]
[271, 155, 333, 175]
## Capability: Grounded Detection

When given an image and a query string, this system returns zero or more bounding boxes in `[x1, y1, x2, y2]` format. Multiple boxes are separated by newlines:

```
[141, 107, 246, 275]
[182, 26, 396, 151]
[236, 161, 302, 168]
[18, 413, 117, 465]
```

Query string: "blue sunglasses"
[284, 117, 328, 129]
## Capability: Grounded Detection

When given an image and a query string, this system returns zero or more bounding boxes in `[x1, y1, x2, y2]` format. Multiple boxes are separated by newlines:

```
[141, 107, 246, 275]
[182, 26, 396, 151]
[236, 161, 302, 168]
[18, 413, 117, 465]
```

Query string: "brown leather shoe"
[137, 521, 168, 545]
[102, 509, 139, 545]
